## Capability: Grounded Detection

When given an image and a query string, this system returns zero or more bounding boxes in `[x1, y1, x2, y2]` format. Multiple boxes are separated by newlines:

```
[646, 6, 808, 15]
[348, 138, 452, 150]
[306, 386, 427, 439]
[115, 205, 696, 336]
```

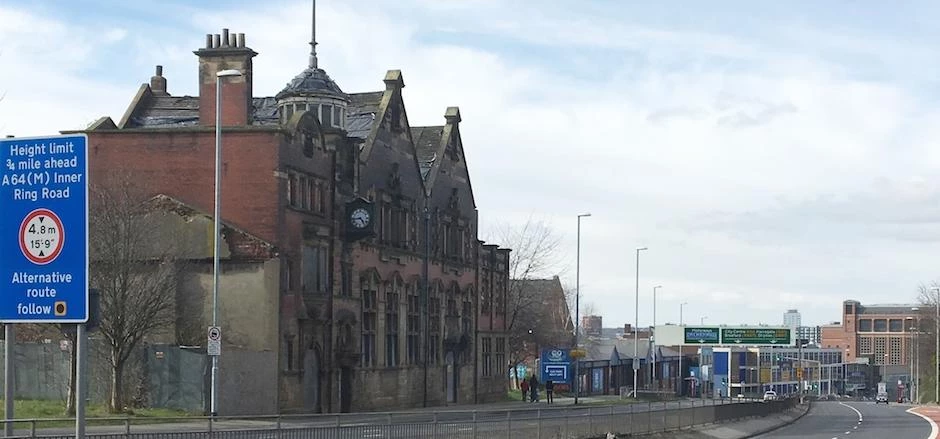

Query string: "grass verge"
[0, 399, 198, 429]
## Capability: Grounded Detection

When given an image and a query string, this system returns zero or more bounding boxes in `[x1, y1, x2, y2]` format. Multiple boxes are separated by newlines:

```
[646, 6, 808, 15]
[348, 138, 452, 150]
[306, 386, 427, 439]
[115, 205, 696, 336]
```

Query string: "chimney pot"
[222, 28, 230, 47]
[229, 33, 237, 48]
[205, 34, 212, 49]
[212, 34, 221, 48]
[155, 65, 163, 76]
[237, 33, 245, 48]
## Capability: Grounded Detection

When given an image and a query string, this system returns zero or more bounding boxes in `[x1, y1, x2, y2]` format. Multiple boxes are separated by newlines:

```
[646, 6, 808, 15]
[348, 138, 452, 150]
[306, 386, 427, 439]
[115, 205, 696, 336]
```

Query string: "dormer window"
[321, 104, 333, 127]
[278, 100, 346, 129]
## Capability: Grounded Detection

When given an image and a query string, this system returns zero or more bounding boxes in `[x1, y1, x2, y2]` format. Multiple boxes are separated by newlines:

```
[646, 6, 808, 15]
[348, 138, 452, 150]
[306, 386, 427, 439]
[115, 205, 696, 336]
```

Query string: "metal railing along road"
[2, 397, 799, 439]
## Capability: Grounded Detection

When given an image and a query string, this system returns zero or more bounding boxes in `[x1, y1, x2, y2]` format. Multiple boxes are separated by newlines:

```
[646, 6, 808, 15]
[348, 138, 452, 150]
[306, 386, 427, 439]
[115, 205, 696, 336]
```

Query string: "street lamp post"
[915, 329, 920, 403]
[933, 287, 940, 404]
[574, 213, 591, 404]
[907, 316, 915, 402]
[651, 285, 661, 387]
[634, 247, 648, 396]
[679, 302, 687, 395]
[211, 68, 242, 417]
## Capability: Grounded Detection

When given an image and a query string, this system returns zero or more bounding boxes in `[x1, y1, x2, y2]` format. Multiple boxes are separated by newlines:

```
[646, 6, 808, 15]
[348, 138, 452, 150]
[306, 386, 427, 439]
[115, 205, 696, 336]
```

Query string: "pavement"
[749, 400, 932, 439]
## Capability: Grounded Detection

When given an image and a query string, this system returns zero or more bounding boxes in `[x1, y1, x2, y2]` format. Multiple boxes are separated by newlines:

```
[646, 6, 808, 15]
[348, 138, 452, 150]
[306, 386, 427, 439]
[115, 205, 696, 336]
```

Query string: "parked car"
[763, 390, 777, 402]
[875, 393, 889, 404]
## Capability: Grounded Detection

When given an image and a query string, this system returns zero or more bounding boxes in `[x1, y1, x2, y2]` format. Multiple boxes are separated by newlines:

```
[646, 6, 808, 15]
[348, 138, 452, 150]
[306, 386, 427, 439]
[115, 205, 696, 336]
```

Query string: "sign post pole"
[4, 324, 14, 437]
[75, 323, 86, 439]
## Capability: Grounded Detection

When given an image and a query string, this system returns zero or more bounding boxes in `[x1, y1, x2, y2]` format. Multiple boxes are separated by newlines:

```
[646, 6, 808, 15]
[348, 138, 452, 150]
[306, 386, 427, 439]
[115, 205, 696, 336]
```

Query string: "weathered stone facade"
[72, 21, 509, 414]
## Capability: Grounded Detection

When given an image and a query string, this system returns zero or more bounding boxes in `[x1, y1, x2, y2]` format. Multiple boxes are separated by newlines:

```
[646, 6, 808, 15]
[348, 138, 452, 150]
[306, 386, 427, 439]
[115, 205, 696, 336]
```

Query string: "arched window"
[385, 277, 401, 367]
[360, 272, 379, 367]
[462, 286, 473, 335]
[406, 280, 420, 364]
[428, 281, 442, 366]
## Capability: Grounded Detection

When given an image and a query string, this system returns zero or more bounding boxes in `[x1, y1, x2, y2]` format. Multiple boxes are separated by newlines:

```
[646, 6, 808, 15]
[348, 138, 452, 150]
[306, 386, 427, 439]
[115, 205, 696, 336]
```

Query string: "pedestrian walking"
[520, 377, 529, 402]
[545, 380, 555, 404]
[529, 375, 540, 402]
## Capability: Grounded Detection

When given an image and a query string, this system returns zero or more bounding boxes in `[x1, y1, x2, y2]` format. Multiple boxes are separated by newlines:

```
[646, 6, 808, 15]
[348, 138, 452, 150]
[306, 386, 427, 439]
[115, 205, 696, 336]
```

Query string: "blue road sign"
[540, 348, 571, 383]
[0, 134, 88, 323]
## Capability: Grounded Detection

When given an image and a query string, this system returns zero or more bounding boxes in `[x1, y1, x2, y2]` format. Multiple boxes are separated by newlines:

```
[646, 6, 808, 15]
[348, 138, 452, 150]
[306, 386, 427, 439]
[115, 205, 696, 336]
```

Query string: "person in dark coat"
[529, 375, 540, 402]
[545, 380, 555, 404]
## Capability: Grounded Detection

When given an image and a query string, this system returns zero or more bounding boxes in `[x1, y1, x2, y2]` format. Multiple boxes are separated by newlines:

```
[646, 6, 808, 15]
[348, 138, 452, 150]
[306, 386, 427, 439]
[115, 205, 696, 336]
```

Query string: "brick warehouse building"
[821, 300, 920, 366]
[66, 16, 510, 415]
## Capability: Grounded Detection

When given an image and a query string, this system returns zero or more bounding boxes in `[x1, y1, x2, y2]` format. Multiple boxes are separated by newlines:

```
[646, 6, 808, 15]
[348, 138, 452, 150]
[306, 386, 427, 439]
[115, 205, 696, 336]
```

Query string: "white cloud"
[3, 1, 938, 329]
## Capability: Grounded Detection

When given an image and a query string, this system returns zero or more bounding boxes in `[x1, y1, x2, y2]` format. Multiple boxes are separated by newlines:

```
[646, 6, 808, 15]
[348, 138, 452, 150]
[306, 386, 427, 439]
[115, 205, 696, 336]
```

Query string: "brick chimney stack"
[194, 28, 257, 126]
[150, 65, 168, 96]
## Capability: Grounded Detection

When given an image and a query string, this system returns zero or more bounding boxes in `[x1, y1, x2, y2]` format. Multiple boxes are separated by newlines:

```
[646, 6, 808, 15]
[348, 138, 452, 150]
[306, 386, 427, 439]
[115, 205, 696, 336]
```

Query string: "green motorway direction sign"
[683, 327, 720, 344]
[720, 327, 790, 345]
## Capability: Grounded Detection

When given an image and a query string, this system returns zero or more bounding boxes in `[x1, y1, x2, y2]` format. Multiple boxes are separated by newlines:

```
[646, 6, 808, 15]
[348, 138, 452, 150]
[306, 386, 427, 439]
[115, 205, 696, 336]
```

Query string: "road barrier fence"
[3, 396, 800, 439]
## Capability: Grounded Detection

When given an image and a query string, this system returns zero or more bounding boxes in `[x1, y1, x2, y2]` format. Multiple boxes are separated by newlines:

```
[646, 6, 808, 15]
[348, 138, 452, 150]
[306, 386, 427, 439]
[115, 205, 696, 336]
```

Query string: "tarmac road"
[752, 400, 931, 439]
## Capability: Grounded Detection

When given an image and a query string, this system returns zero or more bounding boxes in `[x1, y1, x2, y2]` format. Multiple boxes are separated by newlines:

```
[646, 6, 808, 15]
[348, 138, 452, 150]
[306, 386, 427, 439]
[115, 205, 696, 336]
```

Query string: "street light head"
[217, 69, 243, 78]
[637, 247, 648, 251]
[654, 285, 662, 289]
[578, 213, 592, 218]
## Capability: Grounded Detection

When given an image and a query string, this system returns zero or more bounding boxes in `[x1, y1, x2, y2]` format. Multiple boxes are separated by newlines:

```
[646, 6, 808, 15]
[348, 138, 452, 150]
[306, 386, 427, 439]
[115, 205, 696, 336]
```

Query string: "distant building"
[796, 326, 821, 345]
[582, 315, 603, 336]
[622, 324, 651, 340]
[513, 276, 575, 364]
[821, 300, 919, 366]
[783, 309, 801, 328]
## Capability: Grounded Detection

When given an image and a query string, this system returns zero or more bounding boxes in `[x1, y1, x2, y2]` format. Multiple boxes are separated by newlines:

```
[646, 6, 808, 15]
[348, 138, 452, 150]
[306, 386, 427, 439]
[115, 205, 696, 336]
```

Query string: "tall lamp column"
[574, 213, 591, 404]
[211, 68, 243, 417]
[633, 247, 648, 396]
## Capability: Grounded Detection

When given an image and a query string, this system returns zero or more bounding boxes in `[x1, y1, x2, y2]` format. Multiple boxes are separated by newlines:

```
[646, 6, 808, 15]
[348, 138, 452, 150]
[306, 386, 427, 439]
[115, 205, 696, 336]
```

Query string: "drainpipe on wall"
[422, 201, 430, 407]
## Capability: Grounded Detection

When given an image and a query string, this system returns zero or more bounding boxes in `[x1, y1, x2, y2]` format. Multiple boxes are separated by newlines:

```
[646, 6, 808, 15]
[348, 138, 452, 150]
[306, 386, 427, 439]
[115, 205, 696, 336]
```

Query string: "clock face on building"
[350, 207, 370, 229]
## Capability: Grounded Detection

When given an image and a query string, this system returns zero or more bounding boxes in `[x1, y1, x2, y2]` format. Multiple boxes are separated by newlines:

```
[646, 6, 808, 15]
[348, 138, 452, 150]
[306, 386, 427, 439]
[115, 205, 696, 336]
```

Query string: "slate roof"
[126, 96, 281, 128]
[584, 338, 682, 364]
[275, 67, 347, 100]
[127, 96, 198, 128]
[411, 126, 443, 181]
[346, 91, 384, 139]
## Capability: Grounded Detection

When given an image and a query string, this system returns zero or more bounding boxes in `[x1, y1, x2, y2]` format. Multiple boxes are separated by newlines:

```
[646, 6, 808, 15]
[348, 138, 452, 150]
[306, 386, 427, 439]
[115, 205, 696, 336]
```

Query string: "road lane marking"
[839, 402, 863, 423]
[906, 407, 939, 439]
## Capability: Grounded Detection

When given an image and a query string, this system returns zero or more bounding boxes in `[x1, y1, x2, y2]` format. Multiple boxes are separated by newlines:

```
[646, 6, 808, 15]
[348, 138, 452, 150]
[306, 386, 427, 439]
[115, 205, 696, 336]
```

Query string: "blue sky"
[4, 0, 940, 328]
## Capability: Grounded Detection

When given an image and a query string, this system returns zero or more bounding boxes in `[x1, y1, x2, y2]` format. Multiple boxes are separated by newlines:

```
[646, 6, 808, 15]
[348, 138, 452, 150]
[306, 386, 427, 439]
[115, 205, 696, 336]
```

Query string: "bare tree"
[915, 283, 940, 403]
[490, 216, 572, 382]
[90, 178, 183, 413]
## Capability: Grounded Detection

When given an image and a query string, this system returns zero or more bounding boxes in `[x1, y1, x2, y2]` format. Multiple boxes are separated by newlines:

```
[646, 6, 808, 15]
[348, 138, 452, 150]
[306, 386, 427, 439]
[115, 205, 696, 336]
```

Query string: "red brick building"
[71, 16, 509, 414]
[821, 300, 919, 366]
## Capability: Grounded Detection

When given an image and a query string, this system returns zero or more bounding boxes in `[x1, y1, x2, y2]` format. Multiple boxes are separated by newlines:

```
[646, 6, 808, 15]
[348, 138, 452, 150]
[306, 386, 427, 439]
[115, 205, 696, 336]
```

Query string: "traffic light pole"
[798, 341, 803, 403]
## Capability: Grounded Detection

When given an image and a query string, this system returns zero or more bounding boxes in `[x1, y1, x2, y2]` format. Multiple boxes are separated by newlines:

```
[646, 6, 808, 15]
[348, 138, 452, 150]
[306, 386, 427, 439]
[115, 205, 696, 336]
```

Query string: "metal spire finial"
[309, 0, 318, 68]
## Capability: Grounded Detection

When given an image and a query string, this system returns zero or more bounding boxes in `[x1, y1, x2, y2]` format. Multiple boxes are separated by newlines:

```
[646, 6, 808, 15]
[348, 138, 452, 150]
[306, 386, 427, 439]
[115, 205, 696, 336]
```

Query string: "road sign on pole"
[720, 328, 791, 345]
[655, 325, 795, 347]
[683, 327, 721, 344]
[207, 326, 222, 356]
[0, 135, 89, 323]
